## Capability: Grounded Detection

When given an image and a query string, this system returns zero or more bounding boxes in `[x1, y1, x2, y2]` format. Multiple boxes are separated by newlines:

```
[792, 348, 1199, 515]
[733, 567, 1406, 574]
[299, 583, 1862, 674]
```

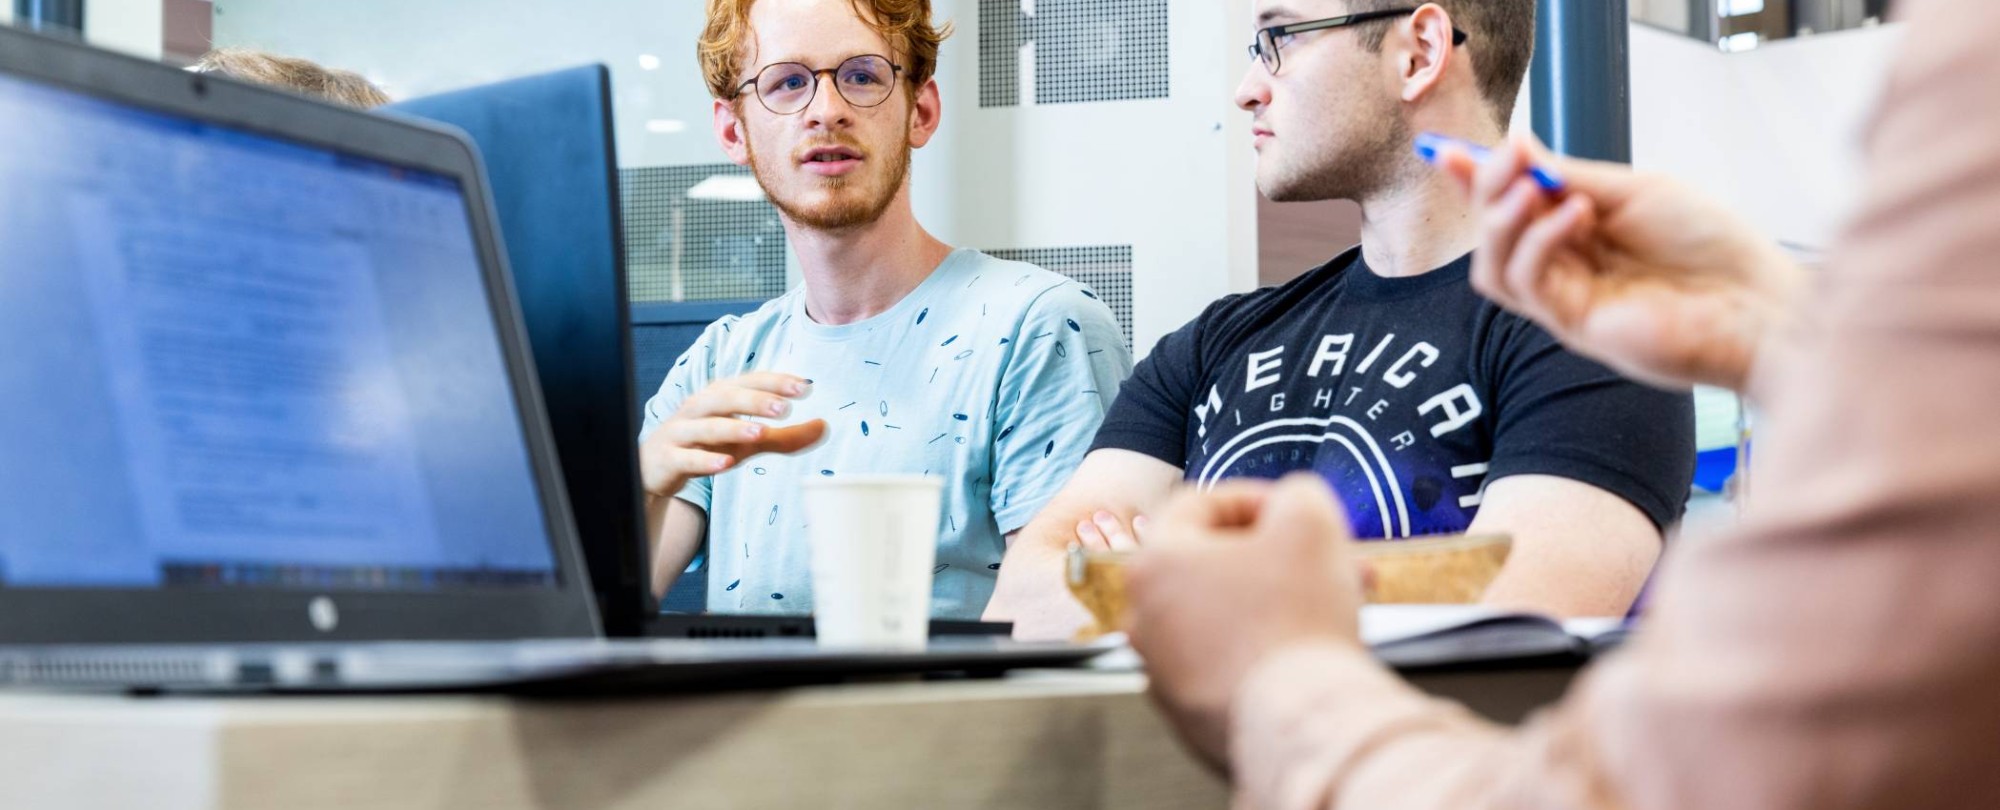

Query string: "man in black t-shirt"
[985, 0, 1695, 640]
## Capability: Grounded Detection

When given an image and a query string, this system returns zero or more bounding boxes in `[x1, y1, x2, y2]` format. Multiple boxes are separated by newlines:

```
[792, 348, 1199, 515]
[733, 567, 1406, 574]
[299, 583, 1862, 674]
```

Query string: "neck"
[785, 187, 954, 326]
[1354, 134, 1490, 278]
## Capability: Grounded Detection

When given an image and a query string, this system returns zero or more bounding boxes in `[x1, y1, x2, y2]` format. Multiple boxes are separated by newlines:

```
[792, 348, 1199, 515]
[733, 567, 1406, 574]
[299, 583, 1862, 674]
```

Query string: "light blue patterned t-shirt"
[639, 249, 1132, 619]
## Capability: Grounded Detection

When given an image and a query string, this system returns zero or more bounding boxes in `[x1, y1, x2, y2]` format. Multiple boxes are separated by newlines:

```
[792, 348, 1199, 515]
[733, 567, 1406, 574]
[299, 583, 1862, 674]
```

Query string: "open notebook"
[1363, 605, 1630, 669]
[1089, 606, 1628, 672]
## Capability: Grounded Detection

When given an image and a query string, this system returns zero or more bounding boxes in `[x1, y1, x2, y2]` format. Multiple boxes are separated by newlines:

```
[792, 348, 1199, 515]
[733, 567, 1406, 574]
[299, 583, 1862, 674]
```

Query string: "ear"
[907, 78, 943, 149]
[712, 97, 752, 168]
[1396, 3, 1457, 104]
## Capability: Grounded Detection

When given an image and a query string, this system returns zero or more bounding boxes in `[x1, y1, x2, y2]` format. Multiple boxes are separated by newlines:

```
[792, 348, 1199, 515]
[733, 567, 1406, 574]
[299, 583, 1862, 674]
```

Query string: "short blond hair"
[698, 0, 951, 101]
[193, 48, 391, 108]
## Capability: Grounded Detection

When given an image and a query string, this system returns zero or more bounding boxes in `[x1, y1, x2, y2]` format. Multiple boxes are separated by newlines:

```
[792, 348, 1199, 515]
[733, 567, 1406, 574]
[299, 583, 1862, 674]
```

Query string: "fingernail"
[768, 402, 789, 417]
[712, 456, 731, 472]
[743, 425, 764, 440]
[1133, 515, 1151, 530]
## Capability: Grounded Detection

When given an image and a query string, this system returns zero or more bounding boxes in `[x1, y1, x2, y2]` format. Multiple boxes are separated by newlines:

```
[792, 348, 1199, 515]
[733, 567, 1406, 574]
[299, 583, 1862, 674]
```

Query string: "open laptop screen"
[0, 72, 559, 592]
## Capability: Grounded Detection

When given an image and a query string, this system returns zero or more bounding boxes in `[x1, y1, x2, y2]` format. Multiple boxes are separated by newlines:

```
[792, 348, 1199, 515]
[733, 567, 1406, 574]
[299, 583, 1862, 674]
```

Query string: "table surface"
[0, 664, 1578, 810]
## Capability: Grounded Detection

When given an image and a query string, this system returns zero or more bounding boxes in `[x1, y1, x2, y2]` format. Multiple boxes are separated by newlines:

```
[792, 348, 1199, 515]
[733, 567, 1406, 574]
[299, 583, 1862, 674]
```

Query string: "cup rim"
[799, 473, 946, 489]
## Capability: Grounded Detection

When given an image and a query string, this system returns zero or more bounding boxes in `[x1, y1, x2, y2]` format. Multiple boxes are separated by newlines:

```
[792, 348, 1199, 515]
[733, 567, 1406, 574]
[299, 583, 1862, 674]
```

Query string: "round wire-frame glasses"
[732, 54, 905, 115]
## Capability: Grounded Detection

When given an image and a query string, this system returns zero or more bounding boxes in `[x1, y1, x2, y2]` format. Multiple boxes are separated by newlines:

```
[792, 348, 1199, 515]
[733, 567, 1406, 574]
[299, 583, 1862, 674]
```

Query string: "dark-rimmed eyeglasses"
[1249, 8, 1470, 75]
[731, 54, 906, 115]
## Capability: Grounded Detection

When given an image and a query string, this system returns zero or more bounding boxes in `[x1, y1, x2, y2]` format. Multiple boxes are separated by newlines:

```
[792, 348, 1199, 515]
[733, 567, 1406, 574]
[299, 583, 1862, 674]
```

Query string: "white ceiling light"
[686, 175, 766, 202]
[645, 119, 687, 135]
[637, 54, 662, 71]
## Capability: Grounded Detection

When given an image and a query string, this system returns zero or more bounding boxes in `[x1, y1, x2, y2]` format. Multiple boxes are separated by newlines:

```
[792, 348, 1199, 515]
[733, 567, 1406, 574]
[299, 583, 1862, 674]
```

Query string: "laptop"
[0, 27, 1098, 692]
[383, 68, 1010, 640]
[385, 67, 652, 636]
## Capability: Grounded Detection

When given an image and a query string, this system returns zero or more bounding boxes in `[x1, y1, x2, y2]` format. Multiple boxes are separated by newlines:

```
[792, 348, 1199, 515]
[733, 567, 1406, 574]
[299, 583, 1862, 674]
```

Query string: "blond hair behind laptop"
[192, 48, 391, 108]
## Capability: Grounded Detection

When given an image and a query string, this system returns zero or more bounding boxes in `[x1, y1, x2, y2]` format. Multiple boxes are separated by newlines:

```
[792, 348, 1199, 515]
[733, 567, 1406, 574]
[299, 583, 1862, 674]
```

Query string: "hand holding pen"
[1415, 132, 1806, 393]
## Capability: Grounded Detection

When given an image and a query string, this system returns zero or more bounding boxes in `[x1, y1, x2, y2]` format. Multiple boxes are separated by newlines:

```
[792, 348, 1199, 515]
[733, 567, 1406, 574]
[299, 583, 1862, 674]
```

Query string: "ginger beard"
[743, 102, 914, 231]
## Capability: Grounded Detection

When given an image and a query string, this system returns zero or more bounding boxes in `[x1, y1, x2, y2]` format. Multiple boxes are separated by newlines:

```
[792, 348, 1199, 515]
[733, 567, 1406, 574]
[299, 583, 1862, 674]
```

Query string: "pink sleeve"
[1228, 1, 2000, 807]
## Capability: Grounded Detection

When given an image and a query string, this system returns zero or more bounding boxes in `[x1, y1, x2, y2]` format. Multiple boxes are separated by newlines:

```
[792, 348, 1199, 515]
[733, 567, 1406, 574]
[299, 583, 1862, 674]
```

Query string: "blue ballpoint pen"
[1413, 132, 1567, 194]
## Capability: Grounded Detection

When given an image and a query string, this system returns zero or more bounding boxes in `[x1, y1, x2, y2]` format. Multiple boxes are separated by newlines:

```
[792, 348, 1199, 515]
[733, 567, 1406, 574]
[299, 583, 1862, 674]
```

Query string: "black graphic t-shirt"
[1093, 250, 1696, 538]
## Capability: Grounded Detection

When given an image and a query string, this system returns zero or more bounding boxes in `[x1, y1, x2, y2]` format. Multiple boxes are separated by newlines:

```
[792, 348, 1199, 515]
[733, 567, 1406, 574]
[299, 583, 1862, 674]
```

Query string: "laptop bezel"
[386, 66, 656, 637]
[0, 26, 601, 644]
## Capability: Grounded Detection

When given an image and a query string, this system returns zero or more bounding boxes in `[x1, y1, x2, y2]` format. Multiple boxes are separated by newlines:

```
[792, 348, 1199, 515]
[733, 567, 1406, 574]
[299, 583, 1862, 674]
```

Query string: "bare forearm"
[1477, 538, 1656, 619]
[1467, 476, 1661, 619]
[647, 494, 705, 598]
[983, 450, 1184, 638]
[984, 517, 1093, 638]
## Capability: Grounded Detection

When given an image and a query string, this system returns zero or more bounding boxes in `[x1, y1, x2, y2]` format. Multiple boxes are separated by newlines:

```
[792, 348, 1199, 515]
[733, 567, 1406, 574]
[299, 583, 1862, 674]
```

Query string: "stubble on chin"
[1257, 110, 1413, 204]
[746, 134, 911, 231]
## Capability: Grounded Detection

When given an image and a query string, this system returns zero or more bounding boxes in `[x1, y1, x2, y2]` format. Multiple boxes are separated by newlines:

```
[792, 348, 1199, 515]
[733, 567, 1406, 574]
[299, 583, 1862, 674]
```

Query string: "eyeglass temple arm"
[1266, 12, 1470, 44]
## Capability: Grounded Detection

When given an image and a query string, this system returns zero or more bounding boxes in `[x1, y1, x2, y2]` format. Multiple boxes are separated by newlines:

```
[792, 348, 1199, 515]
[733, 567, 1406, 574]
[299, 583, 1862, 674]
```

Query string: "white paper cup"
[802, 475, 944, 650]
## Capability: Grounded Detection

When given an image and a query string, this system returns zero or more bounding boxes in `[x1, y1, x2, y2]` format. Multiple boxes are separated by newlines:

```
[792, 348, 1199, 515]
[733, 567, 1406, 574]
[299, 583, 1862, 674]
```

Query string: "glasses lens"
[1258, 30, 1281, 73]
[834, 55, 896, 107]
[756, 63, 816, 114]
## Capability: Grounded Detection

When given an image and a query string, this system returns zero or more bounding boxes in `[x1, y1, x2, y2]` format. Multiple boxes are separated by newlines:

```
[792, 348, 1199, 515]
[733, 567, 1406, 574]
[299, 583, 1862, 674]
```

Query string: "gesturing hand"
[639, 372, 828, 500]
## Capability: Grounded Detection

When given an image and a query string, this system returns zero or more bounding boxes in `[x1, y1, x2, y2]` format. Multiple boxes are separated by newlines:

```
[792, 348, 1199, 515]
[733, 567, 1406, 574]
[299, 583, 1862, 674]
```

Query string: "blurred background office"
[20, 0, 1900, 335]
[6, 0, 1903, 602]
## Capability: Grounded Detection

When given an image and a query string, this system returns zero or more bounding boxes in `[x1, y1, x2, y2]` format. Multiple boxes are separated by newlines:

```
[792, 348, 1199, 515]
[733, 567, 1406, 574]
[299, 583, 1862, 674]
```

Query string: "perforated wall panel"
[987, 245, 1135, 350]
[978, 0, 1171, 107]
[979, 0, 1027, 107]
[621, 164, 789, 303]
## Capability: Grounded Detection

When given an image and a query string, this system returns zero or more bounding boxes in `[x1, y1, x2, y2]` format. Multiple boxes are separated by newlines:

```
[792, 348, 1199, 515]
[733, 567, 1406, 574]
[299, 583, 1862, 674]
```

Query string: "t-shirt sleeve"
[1086, 302, 1216, 468]
[637, 318, 735, 515]
[987, 285, 1135, 534]
[1481, 315, 1697, 530]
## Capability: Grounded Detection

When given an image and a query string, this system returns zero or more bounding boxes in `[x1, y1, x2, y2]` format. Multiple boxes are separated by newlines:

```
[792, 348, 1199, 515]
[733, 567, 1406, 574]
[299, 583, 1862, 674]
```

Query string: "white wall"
[919, 0, 1257, 353]
[212, 0, 723, 171]
[85, 0, 164, 60]
[2, 4, 14, 26]
[1629, 22, 1904, 249]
